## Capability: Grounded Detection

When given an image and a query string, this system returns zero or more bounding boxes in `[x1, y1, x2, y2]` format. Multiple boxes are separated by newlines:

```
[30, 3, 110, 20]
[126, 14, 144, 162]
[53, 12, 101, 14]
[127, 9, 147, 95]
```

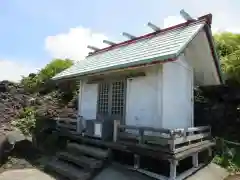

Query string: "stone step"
[45, 158, 91, 180]
[57, 151, 103, 170]
[67, 143, 110, 159]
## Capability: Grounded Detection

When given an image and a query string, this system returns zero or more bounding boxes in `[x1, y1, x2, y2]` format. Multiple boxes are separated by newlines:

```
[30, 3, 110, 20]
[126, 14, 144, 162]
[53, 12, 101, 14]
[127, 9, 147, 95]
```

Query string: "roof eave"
[52, 55, 177, 81]
[203, 24, 224, 84]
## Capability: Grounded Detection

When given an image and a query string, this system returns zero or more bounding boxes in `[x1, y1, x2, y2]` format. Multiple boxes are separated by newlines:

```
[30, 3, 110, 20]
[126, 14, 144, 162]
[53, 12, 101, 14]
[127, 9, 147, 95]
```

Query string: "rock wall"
[0, 80, 77, 129]
[194, 85, 240, 142]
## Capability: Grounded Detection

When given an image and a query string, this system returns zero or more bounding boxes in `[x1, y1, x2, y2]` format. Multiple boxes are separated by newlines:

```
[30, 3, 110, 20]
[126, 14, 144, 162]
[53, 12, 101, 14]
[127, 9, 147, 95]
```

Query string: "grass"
[213, 138, 240, 173]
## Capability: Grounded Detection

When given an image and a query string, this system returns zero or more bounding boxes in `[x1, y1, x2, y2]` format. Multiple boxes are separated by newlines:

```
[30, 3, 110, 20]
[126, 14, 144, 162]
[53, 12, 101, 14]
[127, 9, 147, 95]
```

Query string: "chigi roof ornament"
[122, 32, 136, 40]
[180, 9, 194, 21]
[87, 45, 100, 51]
[103, 40, 116, 46]
[147, 22, 161, 31]
[87, 9, 198, 55]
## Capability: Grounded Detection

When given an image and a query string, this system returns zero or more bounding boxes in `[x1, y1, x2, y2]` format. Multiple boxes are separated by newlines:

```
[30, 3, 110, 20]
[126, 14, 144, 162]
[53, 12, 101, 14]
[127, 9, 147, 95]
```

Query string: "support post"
[208, 147, 212, 157]
[113, 120, 120, 142]
[134, 154, 140, 169]
[76, 115, 81, 133]
[192, 153, 199, 168]
[139, 128, 144, 144]
[169, 131, 176, 152]
[169, 160, 178, 180]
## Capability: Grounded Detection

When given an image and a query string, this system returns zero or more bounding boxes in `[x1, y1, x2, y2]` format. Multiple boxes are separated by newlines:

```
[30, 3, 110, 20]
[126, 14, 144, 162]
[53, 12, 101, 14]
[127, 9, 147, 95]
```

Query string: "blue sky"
[0, 0, 239, 81]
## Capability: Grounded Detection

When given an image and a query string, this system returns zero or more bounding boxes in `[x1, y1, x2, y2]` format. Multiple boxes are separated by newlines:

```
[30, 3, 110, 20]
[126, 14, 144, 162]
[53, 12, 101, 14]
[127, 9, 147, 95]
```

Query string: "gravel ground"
[225, 174, 240, 180]
[0, 155, 50, 174]
[0, 139, 51, 174]
[0, 139, 232, 180]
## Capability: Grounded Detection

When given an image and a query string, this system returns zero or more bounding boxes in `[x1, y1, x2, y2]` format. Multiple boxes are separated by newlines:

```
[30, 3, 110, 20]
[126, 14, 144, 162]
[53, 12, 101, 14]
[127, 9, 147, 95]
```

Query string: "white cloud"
[0, 60, 37, 82]
[45, 27, 109, 61]
[44, 1, 240, 63]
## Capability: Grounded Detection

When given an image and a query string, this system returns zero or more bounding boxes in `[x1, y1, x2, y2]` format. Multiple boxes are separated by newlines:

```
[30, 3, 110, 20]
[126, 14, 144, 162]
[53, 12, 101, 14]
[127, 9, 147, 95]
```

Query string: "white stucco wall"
[184, 30, 220, 85]
[78, 80, 98, 120]
[162, 55, 193, 129]
[78, 56, 193, 129]
[125, 65, 162, 129]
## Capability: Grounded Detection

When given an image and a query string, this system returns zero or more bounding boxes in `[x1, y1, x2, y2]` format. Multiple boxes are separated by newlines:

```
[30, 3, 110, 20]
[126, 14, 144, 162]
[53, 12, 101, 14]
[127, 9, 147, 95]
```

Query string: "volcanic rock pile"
[0, 80, 77, 128]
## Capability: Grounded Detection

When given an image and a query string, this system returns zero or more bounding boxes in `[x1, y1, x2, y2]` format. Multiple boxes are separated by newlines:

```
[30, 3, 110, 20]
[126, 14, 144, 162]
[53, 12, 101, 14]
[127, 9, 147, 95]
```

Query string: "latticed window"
[111, 81, 124, 117]
[98, 80, 125, 120]
[98, 83, 109, 115]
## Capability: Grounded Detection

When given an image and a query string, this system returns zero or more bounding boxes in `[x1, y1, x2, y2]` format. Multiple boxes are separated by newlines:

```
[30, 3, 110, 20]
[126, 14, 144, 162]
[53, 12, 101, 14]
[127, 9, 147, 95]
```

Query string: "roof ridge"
[87, 14, 212, 57]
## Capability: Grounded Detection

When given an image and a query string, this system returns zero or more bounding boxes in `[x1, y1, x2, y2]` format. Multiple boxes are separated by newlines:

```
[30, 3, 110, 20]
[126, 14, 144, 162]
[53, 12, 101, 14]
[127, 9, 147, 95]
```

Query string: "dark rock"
[0, 80, 77, 135]
[195, 85, 240, 142]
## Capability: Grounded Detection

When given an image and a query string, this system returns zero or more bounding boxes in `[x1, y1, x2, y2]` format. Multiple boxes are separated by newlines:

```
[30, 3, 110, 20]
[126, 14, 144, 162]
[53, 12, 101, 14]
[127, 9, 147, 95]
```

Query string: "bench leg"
[169, 160, 178, 180]
[208, 148, 212, 157]
[134, 154, 140, 169]
[192, 153, 199, 168]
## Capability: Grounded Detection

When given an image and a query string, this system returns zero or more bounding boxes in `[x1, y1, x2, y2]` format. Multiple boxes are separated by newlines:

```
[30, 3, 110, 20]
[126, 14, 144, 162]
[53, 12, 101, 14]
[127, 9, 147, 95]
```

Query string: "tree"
[21, 59, 73, 93]
[37, 59, 73, 85]
[214, 32, 240, 83]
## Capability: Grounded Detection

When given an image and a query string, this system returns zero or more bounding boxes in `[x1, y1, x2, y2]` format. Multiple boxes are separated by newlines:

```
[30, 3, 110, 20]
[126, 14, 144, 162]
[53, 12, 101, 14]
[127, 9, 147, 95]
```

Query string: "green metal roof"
[52, 21, 205, 80]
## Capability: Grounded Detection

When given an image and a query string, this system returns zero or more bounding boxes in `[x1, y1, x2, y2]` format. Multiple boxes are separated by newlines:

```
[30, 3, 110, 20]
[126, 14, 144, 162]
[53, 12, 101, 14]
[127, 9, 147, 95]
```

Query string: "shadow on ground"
[0, 138, 231, 180]
[0, 140, 52, 173]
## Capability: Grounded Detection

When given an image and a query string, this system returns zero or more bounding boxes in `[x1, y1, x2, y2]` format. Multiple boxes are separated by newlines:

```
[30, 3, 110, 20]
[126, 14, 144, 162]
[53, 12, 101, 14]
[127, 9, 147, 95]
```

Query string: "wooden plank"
[57, 152, 103, 170]
[118, 132, 139, 140]
[57, 123, 77, 130]
[143, 135, 169, 146]
[57, 119, 75, 123]
[126, 166, 168, 180]
[185, 126, 210, 133]
[46, 158, 90, 180]
[123, 143, 172, 160]
[173, 133, 210, 145]
[56, 128, 77, 135]
[118, 125, 171, 134]
[173, 141, 215, 160]
[67, 143, 110, 159]
[118, 125, 141, 130]
[57, 121, 77, 126]
[174, 140, 213, 154]
[55, 118, 78, 123]
[69, 134, 129, 152]
[117, 140, 172, 156]
[141, 127, 171, 134]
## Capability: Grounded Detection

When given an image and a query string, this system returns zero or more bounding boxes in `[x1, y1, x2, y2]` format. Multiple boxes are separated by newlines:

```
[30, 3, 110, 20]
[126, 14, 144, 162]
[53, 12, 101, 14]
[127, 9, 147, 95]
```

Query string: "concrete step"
[45, 158, 91, 180]
[57, 151, 103, 170]
[67, 143, 110, 159]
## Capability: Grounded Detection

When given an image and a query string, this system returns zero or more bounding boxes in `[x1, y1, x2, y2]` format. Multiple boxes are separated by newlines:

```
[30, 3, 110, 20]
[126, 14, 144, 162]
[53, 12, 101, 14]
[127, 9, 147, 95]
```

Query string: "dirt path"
[224, 174, 240, 180]
[0, 169, 55, 180]
[0, 138, 232, 180]
[0, 139, 52, 174]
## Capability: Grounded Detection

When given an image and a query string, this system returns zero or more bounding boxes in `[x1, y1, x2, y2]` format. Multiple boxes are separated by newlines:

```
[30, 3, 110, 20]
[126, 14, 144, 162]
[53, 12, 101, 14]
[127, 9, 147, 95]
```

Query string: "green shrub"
[213, 138, 240, 173]
[11, 107, 36, 136]
[21, 58, 73, 93]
